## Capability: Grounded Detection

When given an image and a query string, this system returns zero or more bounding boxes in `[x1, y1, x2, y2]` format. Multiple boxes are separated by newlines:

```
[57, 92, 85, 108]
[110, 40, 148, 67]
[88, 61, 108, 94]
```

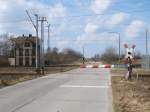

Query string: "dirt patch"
[112, 76, 150, 112]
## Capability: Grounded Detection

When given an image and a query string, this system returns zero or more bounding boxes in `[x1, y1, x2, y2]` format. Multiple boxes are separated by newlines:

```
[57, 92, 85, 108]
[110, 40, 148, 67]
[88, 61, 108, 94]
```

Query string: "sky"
[0, 0, 150, 57]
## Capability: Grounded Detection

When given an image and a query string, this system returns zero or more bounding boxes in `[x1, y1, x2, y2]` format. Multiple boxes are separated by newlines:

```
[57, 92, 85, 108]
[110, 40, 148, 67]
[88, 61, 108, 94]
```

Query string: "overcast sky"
[0, 0, 150, 57]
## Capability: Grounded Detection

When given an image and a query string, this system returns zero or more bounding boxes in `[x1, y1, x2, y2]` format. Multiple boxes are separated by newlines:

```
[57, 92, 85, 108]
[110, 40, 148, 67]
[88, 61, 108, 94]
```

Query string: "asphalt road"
[0, 68, 112, 112]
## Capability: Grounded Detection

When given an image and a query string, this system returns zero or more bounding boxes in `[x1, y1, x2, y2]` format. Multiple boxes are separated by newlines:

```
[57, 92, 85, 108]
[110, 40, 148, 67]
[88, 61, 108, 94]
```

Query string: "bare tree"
[0, 33, 13, 56]
[45, 47, 82, 65]
[0, 33, 14, 66]
[100, 46, 119, 63]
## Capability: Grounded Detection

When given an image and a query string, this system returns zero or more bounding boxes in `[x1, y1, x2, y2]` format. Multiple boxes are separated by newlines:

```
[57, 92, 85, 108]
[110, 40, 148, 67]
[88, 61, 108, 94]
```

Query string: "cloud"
[0, 0, 69, 51]
[49, 3, 67, 18]
[76, 11, 128, 46]
[90, 0, 112, 14]
[0, 0, 44, 34]
[125, 20, 145, 38]
[31, 2, 67, 39]
[0, 0, 67, 37]
[85, 11, 129, 33]
[84, 23, 98, 33]
[56, 41, 70, 49]
[76, 32, 117, 46]
[105, 12, 129, 28]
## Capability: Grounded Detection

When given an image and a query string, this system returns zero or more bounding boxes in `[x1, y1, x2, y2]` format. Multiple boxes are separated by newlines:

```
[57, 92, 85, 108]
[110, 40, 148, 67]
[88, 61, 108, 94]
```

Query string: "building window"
[19, 48, 23, 56]
[25, 49, 29, 56]
[24, 42, 30, 47]
[32, 43, 36, 48]
[19, 57, 23, 66]
[25, 57, 29, 66]
[32, 49, 35, 56]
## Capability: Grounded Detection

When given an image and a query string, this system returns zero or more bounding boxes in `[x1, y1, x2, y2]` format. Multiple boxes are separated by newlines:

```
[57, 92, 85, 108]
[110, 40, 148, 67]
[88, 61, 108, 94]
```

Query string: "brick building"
[11, 34, 39, 67]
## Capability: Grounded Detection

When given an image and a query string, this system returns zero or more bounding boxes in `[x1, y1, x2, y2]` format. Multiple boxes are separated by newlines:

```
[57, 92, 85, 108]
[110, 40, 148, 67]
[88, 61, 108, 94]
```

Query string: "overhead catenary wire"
[26, 10, 36, 29]
[0, 8, 149, 23]
[26, 10, 39, 69]
[29, 9, 150, 19]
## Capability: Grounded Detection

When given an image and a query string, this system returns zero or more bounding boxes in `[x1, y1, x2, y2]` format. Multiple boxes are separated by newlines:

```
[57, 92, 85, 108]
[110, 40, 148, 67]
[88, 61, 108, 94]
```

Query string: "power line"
[45, 39, 149, 42]
[0, 20, 32, 23]
[29, 9, 150, 19]
[26, 10, 36, 29]
[0, 9, 149, 23]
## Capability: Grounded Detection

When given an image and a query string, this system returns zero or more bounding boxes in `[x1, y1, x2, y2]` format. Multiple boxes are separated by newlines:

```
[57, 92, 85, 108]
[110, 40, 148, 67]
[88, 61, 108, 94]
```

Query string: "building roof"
[11, 34, 38, 44]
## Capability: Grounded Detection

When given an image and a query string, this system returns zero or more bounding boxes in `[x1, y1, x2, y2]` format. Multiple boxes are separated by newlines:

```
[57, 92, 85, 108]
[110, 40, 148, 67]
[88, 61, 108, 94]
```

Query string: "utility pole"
[145, 29, 148, 69]
[39, 17, 47, 68]
[47, 24, 50, 52]
[35, 14, 39, 69]
[82, 46, 85, 64]
[118, 33, 121, 64]
[46, 23, 50, 66]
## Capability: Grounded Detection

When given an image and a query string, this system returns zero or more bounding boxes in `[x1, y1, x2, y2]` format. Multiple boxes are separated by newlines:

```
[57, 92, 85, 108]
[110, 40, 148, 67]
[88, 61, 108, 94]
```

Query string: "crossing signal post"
[124, 44, 136, 80]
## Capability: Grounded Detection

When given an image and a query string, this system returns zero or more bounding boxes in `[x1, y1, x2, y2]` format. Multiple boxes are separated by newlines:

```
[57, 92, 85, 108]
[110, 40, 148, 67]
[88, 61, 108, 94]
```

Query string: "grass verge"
[0, 66, 77, 88]
[111, 76, 150, 112]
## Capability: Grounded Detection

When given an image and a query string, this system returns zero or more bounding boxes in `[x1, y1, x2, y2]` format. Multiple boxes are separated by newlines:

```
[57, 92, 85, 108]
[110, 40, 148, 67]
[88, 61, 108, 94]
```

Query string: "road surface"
[0, 68, 112, 112]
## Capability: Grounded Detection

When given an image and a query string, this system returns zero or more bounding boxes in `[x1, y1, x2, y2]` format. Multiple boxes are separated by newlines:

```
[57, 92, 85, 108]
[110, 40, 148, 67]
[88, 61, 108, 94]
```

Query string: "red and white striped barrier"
[80, 64, 114, 68]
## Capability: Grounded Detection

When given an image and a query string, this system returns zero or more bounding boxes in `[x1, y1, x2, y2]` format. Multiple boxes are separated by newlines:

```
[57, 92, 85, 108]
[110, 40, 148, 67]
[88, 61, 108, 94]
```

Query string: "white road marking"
[60, 85, 109, 88]
[108, 75, 112, 86]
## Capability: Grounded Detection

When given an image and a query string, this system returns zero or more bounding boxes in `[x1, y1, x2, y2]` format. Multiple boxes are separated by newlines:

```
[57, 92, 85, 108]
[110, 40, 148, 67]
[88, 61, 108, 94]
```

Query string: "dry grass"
[0, 74, 42, 88]
[0, 66, 77, 88]
[112, 76, 150, 112]
[111, 68, 150, 77]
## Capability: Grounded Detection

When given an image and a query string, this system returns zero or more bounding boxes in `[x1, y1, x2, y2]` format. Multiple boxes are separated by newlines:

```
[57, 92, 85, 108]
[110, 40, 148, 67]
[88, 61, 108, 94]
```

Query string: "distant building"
[11, 34, 39, 67]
